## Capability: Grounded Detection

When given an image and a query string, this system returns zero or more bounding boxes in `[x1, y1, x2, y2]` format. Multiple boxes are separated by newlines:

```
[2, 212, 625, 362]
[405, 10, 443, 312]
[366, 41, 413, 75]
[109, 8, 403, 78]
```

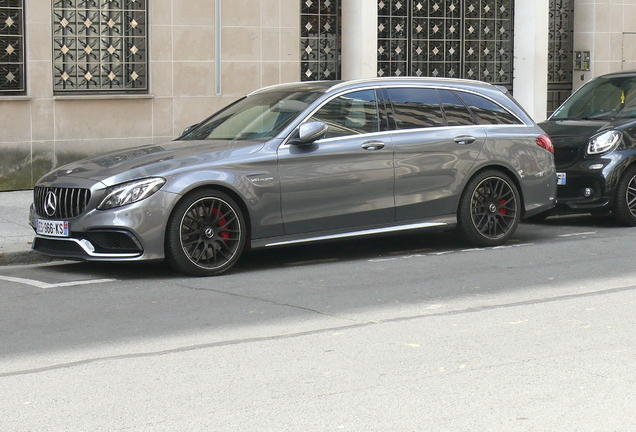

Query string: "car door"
[277, 89, 395, 235]
[385, 87, 487, 221]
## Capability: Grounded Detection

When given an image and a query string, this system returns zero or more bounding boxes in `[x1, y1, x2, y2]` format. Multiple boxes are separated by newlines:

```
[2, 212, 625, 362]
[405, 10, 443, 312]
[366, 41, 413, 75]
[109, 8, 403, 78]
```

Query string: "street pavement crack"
[3, 283, 636, 378]
[173, 281, 360, 322]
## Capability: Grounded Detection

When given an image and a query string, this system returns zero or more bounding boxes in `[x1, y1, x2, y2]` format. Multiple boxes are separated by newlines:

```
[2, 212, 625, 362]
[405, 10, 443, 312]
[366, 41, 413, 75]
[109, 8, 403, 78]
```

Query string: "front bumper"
[553, 154, 623, 214]
[29, 189, 180, 262]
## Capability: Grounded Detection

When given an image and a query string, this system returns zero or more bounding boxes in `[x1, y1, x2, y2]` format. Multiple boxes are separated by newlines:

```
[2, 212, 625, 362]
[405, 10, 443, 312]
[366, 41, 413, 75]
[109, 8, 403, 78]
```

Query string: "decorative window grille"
[0, 0, 25, 95]
[378, 0, 514, 89]
[53, 0, 147, 93]
[547, 0, 573, 115]
[301, 0, 341, 81]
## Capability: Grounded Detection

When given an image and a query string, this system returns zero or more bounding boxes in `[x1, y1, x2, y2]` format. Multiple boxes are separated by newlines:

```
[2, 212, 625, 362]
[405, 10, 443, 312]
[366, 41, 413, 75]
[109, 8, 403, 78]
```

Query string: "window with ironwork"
[547, 0, 573, 115]
[301, 0, 341, 81]
[0, 0, 25, 95]
[53, 0, 147, 93]
[378, 0, 514, 89]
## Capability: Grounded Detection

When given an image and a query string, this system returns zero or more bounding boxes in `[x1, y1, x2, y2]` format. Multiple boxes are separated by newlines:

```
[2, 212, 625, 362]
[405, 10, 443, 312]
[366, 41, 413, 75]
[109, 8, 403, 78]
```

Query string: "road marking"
[0, 275, 116, 289]
[368, 243, 535, 262]
[558, 231, 597, 237]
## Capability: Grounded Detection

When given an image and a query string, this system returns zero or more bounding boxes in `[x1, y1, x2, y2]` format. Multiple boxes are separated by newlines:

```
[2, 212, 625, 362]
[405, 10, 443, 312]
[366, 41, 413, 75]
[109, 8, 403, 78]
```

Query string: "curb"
[0, 244, 54, 266]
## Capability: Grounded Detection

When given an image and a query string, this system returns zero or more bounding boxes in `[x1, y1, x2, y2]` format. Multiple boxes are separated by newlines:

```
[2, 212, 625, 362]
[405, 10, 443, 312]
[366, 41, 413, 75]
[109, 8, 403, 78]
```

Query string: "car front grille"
[34, 186, 91, 219]
[553, 147, 582, 169]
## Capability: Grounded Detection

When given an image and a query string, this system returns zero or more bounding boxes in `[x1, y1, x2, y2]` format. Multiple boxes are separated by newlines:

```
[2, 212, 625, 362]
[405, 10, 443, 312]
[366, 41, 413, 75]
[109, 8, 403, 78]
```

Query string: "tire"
[165, 190, 246, 276]
[457, 170, 521, 247]
[613, 165, 636, 226]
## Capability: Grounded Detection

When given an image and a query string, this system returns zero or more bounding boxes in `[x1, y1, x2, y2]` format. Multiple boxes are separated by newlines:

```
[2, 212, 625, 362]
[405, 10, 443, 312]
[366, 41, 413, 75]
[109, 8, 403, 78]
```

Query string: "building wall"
[573, 0, 636, 91]
[0, 0, 299, 191]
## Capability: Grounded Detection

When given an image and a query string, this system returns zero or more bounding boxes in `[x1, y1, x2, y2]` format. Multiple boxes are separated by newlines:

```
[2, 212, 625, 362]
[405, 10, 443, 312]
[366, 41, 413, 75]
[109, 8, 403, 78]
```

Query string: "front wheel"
[166, 190, 246, 276]
[613, 165, 636, 226]
[457, 170, 521, 247]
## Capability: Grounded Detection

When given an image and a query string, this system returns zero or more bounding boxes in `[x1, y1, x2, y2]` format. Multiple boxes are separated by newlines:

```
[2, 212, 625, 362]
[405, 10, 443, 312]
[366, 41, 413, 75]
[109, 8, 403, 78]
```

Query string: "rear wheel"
[166, 190, 246, 276]
[457, 170, 521, 247]
[613, 165, 636, 226]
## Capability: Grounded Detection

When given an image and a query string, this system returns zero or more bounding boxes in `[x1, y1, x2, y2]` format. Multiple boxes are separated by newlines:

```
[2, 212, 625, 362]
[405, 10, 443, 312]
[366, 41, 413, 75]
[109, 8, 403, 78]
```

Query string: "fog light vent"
[584, 188, 593, 198]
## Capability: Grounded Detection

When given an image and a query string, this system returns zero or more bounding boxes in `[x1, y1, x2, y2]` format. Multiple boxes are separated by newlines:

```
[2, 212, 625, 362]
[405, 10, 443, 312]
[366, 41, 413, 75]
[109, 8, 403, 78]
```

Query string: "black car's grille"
[553, 147, 582, 169]
[34, 186, 91, 219]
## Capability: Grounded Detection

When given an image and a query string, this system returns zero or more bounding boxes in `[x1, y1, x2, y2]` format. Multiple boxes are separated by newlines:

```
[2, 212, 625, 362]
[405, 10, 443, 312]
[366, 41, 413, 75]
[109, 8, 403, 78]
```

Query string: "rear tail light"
[536, 134, 554, 154]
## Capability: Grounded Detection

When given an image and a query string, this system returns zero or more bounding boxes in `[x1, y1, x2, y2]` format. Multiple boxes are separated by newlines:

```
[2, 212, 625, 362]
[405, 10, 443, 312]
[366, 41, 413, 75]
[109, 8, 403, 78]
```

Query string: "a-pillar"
[341, 0, 378, 80]
[513, 0, 550, 122]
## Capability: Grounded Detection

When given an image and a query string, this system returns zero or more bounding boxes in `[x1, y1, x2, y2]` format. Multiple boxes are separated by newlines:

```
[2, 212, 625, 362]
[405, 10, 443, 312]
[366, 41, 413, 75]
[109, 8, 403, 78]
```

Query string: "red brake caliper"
[212, 208, 230, 239]
[498, 199, 507, 215]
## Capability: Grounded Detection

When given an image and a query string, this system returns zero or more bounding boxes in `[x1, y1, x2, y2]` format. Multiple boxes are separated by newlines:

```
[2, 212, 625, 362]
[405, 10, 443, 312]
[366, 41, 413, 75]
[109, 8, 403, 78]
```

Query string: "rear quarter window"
[456, 91, 522, 125]
[437, 89, 478, 126]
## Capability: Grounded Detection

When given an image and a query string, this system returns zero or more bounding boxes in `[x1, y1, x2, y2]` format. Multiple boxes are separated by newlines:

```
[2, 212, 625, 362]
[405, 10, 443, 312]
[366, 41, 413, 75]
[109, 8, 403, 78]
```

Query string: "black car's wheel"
[457, 170, 521, 247]
[613, 165, 636, 226]
[166, 190, 246, 276]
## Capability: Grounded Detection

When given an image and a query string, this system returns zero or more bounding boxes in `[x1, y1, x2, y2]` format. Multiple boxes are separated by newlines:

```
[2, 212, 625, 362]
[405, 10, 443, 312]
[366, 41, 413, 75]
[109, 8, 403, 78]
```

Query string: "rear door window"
[386, 88, 444, 129]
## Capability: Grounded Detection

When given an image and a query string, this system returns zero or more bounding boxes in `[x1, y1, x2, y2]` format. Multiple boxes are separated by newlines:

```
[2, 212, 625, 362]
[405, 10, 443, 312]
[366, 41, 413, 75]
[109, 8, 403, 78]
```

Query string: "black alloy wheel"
[613, 165, 636, 226]
[166, 190, 246, 276]
[458, 170, 520, 246]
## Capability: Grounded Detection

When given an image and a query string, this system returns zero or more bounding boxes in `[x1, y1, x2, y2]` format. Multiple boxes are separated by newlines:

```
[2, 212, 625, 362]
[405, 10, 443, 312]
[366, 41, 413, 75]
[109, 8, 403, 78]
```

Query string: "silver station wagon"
[30, 78, 557, 276]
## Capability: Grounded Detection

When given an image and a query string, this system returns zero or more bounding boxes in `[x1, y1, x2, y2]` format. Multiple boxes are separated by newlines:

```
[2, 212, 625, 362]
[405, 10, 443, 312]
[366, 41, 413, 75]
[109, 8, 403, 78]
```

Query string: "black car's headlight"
[587, 130, 622, 155]
[98, 178, 166, 210]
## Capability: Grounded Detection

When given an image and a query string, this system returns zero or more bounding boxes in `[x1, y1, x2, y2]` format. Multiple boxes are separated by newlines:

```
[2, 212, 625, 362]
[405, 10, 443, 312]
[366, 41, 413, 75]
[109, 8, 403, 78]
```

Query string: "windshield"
[551, 75, 636, 121]
[181, 90, 322, 141]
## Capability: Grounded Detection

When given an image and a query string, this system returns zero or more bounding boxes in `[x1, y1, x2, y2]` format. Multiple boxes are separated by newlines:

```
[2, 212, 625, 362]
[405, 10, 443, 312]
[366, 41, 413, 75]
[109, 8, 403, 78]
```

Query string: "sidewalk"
[0, 190, 52, 265]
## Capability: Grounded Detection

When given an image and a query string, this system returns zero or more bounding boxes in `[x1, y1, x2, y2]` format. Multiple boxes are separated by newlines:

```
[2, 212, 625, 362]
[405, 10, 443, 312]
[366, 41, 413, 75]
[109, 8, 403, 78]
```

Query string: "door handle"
[454, 136, 476, 145]
[361, 141, 385, 151]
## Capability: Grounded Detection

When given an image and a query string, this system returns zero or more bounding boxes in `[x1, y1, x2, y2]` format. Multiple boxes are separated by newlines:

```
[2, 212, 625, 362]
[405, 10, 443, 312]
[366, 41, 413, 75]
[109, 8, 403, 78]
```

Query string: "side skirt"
[250, 216, 456, 249]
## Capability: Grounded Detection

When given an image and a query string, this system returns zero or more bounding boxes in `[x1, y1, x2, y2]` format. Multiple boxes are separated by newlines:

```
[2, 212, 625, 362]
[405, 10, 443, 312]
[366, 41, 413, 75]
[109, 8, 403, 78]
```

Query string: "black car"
[540, 70, 636, 225]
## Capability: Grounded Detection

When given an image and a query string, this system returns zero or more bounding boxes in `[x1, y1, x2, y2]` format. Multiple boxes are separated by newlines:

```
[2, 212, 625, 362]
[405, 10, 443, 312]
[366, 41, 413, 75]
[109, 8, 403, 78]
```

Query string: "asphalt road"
[1, 216, 635, 431]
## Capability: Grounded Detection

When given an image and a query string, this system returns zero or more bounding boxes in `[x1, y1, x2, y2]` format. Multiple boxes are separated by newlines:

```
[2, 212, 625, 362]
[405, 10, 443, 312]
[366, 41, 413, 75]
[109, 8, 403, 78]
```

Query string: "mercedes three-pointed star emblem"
[44, 191, 57, 217]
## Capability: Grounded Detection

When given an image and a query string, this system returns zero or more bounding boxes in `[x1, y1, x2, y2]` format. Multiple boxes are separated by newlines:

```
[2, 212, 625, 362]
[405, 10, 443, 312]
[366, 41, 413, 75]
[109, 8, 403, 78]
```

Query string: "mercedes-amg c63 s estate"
[30, 78, 557, 275]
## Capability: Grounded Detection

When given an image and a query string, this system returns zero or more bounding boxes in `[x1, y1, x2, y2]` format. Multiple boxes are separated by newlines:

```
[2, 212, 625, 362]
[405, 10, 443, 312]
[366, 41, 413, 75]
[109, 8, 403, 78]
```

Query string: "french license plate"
[557, 172, 566, 185]
[36, 219, 69, 237]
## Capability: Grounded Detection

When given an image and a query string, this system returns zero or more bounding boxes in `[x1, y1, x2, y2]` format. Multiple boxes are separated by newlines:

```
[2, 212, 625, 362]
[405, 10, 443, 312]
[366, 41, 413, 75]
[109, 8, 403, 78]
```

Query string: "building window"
[53, 0, 147, 93]
[547, 0, 574, 115]
[301, 0, 341, 81]
[378, 0, 514, 89]
[0, 0, 25, 95]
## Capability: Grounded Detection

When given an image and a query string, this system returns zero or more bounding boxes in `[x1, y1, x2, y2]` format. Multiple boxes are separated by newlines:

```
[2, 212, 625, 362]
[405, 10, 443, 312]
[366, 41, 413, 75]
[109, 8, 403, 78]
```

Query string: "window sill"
[0, 96, 31, 101]
[53, 94, 155, 101]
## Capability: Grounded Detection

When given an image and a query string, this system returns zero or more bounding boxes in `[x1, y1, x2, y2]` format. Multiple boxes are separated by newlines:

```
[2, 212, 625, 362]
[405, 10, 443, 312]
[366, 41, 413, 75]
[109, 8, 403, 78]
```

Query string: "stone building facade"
[0, 0, 635, 191]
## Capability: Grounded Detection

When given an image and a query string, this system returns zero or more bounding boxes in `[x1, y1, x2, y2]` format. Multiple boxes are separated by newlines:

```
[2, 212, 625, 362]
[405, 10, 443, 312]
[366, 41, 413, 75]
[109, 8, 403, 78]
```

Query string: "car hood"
[539, 118, 636, 148]
[37, 139, 266, 186]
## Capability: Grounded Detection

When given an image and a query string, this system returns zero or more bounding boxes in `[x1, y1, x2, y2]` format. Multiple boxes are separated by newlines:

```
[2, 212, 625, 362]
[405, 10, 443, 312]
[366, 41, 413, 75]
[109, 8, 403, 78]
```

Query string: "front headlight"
[98, 178, 166, 210]
[587, 130, 622, 155]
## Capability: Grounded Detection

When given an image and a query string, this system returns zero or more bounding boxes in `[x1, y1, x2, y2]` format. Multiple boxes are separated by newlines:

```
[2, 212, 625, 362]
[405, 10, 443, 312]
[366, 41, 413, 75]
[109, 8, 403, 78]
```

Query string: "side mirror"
[181, 123, 199, 136]
[292, 121, 328, 145]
